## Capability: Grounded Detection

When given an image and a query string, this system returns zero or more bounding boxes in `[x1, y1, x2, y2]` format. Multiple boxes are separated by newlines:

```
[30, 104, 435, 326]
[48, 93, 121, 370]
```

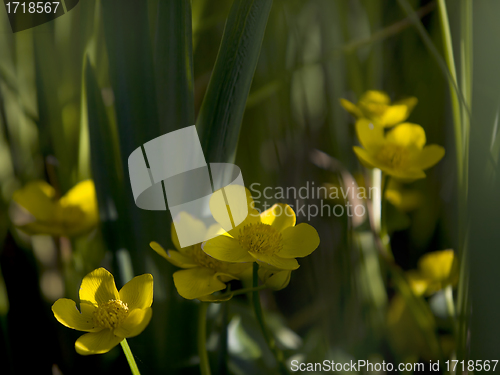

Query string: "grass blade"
[154, 0, 195, 132]
[197, 0, 273, 163]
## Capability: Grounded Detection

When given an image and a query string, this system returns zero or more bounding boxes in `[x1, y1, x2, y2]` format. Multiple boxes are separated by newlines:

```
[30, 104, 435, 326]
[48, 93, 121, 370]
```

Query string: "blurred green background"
[0, 0, 498, 374]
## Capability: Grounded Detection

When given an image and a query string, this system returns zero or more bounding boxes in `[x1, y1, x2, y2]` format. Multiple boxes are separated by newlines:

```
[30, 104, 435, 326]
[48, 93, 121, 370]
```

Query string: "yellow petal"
[114, 307, 152, 338]
[380, 167, 427, 181]
[222, 261, 253, 276]
[202, 235, 254, 263]
[360, 90, 390, 105]
[406, 271, 430, 297]
[75, 329, 123, 355]
[386, 123, 426, 149]
[119, 274, 153, 310]
[353, 147, 377, 168]
[394, 97, 418, 114]
[173, 267, 227, 299]
[380, 104, 411, 127]
[339, 98, 362, 118]
[385, 189, 423, 212]
[418, 250, 457, 284]
[413, 145, 445, 170]
[52, 299, 100, 332]
[198, 293, 234, 302]
[59, 180, 99, 235]
[278, 223, 320, 258]
[60, 180, 95, 204]
[150, 241, 197, 268]
[249, 252, 299, 270]
[171, 212, 208, 250]
[355, 118, 385, 149]
[260, 203, 296, 231]
[259, 268, 291, 291]
[79, 268, 120, 307]
[210, 186, 255, 233]
[12, 180, 57, 222]
[393, 96, 418, 119]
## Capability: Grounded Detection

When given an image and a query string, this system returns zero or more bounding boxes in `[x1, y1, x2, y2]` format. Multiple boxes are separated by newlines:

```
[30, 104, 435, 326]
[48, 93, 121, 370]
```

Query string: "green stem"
[251, 263, 288, 375]
[369, 172, 442, 358]
[444, 285, 456, 320]
[380, 174, 391, 250]
[219, 285, 267, 299]
[444, 285, 458, 347]
[438, 1, 471, 370]
[120, 339, 141, 375]
[371, 171, 393, 261]
[198, 302, 211, 375]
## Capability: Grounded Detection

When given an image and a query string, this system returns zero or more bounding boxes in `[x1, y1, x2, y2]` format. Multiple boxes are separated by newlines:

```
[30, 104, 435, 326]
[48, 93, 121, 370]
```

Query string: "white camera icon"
[128, 126, 248, 248]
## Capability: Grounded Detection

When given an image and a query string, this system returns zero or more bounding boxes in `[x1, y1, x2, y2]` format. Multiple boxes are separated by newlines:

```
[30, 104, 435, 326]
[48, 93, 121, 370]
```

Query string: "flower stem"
[218, 285, 267, 299]
[366, 170, 442, 358]
[120, 339, 141, 375]
[198, 302, 211, 375]
[251, 263, 288, 375]
[380, 174, 391, 250]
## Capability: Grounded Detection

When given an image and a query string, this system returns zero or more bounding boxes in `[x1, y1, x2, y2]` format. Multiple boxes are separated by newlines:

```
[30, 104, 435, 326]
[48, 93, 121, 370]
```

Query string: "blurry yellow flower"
[52, 268, 153, 355]
[353, 119, 445, 180]
[12, 179, 98, 237]
[203, 191, 320, 271]
[341, 90, 417, 128]
[385, 179, 423, 212]
[407, 250, 458, 296]
[150, 212, 251, 301]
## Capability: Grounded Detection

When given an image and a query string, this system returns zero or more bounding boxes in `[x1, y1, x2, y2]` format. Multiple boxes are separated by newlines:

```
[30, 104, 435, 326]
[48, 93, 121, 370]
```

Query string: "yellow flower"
[340, 90, 417, 128]
[150, 212, 251, 301]
[407, 250, 458, 296]
[353, 119, 445, 180]
[203, 190, 320, 271]
[52, 268, 153, 355]
[12, 179, 98, 237]
[385, 179, 423, 212]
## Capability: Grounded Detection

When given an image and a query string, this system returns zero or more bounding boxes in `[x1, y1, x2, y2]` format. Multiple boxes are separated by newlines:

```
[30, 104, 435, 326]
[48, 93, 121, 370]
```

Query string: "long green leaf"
[84, 59, 133, 279]
[101, 2, 200, 370]
[197, 0, 273, 163]
[468, 0, 500, 365]
[154, 0, 195, 132]
[33, 29, 71, 192]
[101, 1, 159, 149]
[100, 0, 170, 266]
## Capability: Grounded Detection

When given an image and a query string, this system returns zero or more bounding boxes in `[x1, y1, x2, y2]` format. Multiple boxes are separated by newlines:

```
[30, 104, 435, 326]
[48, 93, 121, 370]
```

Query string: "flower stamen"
[376, 144, 409, 169]
[93, 299, 129, 329]
[190, 246, 225, 270]
[238, 223, 283, 255]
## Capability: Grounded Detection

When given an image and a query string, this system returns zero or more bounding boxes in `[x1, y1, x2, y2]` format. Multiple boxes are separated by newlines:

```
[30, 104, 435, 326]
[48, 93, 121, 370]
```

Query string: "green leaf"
[84, 59, 134, 276]
[197, 0, 273, 163]
[154, 0, 195, 132]
[33, 30, 72, 191]
[101, 0, 159, 157]
[100, 0, 171, 265]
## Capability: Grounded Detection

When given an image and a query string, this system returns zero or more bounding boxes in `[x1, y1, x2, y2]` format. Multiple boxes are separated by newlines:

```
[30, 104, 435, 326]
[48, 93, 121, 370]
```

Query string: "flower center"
[93, 299, 129, 329]
[376, 144, 409, 169]
[238, 223, 283, 255]
[191, 245, 226, 270]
